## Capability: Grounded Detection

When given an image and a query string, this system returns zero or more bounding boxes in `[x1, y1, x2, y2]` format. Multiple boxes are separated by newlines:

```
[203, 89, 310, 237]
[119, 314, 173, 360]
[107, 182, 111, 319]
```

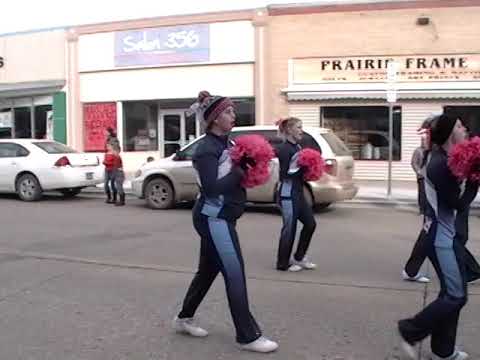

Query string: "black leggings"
[276, 195, 316, 270]
[400, 224, 468, 358]
[405, 228, 480, 283]
[178, 212, 262, 344]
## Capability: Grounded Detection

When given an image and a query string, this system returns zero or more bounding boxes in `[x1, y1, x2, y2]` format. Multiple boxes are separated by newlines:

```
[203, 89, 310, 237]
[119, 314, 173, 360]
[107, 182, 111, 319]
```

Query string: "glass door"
[159, 109, 200, 157]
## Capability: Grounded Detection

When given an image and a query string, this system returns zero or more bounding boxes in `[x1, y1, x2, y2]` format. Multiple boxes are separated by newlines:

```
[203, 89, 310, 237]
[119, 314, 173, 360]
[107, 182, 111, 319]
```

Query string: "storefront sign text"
[114, 24, 209, 67]
[292, 54, 480, 83]
[0, 57, 4, 68]
[83, 103, 117, 152]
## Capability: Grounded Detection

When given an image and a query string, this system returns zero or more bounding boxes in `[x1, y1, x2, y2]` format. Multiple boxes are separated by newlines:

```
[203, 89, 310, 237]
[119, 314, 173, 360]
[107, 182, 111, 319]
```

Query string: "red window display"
[83, 103, 117, 152]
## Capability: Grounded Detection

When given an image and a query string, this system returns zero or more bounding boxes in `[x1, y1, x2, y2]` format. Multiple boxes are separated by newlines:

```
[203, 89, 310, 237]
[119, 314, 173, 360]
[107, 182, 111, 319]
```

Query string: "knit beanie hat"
[430, 114, 457, 146]
[188, 90, 234, 129]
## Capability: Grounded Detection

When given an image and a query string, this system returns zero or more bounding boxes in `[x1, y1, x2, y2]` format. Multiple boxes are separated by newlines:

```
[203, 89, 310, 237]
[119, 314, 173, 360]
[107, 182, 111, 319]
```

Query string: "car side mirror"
[174, 150, 186, 161]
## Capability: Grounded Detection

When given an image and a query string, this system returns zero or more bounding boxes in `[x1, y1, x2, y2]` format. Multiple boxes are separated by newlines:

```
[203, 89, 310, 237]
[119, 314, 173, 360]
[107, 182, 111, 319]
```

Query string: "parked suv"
[132, 126, 358, 210]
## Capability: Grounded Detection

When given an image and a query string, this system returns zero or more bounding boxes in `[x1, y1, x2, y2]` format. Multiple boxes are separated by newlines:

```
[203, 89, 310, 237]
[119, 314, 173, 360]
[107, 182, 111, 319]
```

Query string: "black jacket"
[276, 140, 304, 199]
[192, 132, 246, 221]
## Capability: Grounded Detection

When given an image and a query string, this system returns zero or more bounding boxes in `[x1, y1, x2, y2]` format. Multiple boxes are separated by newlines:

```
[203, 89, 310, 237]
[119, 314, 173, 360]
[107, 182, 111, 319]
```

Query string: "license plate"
[85, 172, 94, 180]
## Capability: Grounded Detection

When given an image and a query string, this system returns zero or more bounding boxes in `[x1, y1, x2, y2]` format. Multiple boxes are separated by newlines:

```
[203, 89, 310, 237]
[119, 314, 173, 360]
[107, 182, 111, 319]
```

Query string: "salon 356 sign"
[0, 56, 4, 68]
[114, 24, 209, 67]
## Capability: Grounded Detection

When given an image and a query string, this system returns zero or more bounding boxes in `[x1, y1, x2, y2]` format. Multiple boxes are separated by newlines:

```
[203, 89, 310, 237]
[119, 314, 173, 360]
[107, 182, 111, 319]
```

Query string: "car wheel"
[60, 187, 82, 198]
[17, 174, 42, 202]
[145, 178, 175, 209]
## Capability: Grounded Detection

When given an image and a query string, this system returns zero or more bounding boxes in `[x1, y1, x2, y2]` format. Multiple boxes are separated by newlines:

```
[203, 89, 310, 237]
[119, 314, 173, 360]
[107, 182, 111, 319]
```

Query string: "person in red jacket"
[103, 143, 124, 205]
[112, 144, 125, 206]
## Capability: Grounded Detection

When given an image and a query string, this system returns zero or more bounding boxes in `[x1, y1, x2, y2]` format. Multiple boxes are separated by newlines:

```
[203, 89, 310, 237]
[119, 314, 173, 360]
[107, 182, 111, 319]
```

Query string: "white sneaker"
[287, 264, 303, 272]
[402, 270, 430, 283]
[431, 350, 469, 360]
[293, 257, 317, 270]
[240, 336, 278, 353]
[172, 316, 208, 337]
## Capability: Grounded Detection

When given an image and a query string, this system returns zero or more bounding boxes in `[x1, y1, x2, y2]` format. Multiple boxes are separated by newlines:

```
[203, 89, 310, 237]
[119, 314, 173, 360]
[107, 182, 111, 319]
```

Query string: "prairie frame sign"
[292, 55, 480, 84]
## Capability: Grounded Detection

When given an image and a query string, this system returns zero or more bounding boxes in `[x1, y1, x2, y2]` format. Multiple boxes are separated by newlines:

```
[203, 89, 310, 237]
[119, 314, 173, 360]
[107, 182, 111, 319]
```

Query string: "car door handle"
[11, 162, 17, 166]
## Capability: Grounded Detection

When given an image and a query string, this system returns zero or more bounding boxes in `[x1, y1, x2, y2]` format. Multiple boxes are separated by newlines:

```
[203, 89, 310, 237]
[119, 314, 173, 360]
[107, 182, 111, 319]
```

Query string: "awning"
[282, 81, 480, 101]
[0, 80, 65, 98]
[286, 90, 480, 101]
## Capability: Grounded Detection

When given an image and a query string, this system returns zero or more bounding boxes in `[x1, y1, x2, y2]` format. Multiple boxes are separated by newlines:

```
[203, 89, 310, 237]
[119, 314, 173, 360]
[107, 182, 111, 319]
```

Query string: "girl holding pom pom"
[275, 117, 318, 272]
[398, 114, 478, 360]
[172, 91, 278, 353]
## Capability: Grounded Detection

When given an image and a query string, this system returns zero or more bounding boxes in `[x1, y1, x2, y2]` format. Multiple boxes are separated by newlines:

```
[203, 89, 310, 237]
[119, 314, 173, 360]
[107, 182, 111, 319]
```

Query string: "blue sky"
[1, 0, 398, 35]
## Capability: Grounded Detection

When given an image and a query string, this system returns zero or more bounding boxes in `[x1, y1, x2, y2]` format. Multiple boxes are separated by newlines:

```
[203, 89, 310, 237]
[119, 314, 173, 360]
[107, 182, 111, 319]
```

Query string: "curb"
[82, 187, 480, 209]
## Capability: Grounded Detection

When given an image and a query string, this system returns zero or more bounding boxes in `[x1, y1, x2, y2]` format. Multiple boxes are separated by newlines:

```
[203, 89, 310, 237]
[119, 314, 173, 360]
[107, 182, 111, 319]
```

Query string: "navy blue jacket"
[425, 147, 479, 247]
[276, 140, 304, 199]
[192, 132, 246, 221]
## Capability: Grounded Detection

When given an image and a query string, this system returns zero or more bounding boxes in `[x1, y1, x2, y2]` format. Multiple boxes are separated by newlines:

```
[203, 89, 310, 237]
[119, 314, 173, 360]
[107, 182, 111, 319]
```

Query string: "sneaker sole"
[239, 344, 278, 353]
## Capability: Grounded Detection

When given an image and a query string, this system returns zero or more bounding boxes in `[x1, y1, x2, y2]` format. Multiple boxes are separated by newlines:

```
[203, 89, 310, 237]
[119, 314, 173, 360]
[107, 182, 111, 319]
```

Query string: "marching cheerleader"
[403, 118, 480, 284]
[275, 117, 317, 272]
[398, 114, 478, 360]
[172, 91, 278, 353]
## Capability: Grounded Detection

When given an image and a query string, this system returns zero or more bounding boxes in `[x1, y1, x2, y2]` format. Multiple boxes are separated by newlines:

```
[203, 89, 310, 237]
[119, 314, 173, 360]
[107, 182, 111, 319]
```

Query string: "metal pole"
[387, 104, 393, 197]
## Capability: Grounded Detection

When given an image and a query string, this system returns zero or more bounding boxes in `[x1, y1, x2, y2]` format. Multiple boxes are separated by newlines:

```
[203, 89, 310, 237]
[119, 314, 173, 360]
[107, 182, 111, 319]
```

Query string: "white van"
[132, 126, 358, 210]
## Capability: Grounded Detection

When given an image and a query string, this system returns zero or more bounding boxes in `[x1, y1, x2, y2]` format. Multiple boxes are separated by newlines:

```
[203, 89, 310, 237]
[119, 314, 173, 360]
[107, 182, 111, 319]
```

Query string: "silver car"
[132, 126, 358, 210]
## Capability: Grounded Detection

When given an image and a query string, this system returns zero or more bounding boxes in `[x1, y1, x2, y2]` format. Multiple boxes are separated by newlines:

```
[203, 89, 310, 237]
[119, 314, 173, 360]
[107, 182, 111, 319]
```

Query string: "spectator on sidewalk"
[411, 127, 429, 215]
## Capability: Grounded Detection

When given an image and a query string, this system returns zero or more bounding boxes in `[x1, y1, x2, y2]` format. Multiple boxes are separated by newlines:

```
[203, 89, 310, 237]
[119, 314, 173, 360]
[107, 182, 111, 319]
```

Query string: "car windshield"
[321, 132, 351, 156]
[33, 142, 77, 154]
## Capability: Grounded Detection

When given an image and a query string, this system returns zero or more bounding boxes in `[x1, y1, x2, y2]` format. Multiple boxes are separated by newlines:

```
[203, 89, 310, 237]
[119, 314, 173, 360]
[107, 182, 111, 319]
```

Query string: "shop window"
[83, 102, 117, 152]
[34, 105, 52, 139]
[444, 106, 480, 137]
[123, 101, 158, 152]
[321, 106, 402, 161]
[14, 107, 32, 138]
[0, 109, 12, 139]
[233, 98, 255, 127]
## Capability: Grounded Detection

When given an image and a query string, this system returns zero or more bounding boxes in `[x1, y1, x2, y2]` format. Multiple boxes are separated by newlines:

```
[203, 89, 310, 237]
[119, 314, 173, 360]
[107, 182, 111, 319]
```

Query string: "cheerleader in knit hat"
[398, 114, 478, 360]
[403, 115, 480, 286]
[172, 91, 278, 353]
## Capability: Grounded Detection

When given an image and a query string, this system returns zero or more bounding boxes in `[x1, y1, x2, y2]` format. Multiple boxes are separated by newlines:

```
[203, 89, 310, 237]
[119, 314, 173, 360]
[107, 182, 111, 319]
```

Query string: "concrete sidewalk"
[90, 176, 480, 208]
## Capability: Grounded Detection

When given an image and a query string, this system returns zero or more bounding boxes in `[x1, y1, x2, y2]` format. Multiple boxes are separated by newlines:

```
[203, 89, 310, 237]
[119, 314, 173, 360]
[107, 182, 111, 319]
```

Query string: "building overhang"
[0, 80, 65, 98]
[282, 82, 480, 101]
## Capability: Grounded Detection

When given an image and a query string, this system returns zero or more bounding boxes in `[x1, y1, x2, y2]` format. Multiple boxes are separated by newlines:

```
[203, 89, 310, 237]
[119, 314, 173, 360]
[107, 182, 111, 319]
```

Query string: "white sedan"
[0, 139, 104, 201]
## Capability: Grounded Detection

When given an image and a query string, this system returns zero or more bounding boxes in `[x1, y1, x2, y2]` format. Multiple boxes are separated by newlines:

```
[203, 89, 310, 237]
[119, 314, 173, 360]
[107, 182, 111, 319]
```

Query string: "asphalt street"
[0, 193, 479, 360]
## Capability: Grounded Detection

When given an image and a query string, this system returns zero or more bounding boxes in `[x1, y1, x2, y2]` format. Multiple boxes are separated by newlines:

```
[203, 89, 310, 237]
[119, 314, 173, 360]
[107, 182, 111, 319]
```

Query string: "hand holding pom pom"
[238, 156, 256, 171]
[448, 137, 480, 182]
[230, 135, 275, 188]
[297, 148, 325, 181]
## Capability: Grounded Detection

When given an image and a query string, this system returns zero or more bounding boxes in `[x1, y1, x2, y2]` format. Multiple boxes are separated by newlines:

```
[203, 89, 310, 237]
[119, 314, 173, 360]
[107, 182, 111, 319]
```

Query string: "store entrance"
[159, 109, 200, 157]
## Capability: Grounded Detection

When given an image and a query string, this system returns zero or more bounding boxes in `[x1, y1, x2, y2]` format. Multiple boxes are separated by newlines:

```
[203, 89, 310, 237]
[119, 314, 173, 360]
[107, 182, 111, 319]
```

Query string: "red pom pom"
[297, 148, 325, 181]
[230, 135, 275, 188]
[448, 137, 480, 182]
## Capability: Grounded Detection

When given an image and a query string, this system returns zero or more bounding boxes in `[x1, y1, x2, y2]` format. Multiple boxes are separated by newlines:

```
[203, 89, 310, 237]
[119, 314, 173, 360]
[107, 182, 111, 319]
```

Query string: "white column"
[66, 29, 82, 150]
[253, 10, 268, 125]
[116, 101, 124, 151]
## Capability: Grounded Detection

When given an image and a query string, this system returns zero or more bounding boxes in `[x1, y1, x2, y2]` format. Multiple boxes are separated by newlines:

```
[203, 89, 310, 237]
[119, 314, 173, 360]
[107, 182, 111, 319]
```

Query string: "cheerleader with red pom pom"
[173, 91, 278, 353]
[403, 117, 480, 285]
[275, 117, 321, 272]
[398, 114, 478, 360]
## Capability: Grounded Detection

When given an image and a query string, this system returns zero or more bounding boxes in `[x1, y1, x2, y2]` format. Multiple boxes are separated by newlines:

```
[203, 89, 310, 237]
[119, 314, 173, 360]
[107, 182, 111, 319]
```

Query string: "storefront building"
[0, 29, 67, 143]
[68, 10, 268, 171]
[265, 0, 480, 180]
